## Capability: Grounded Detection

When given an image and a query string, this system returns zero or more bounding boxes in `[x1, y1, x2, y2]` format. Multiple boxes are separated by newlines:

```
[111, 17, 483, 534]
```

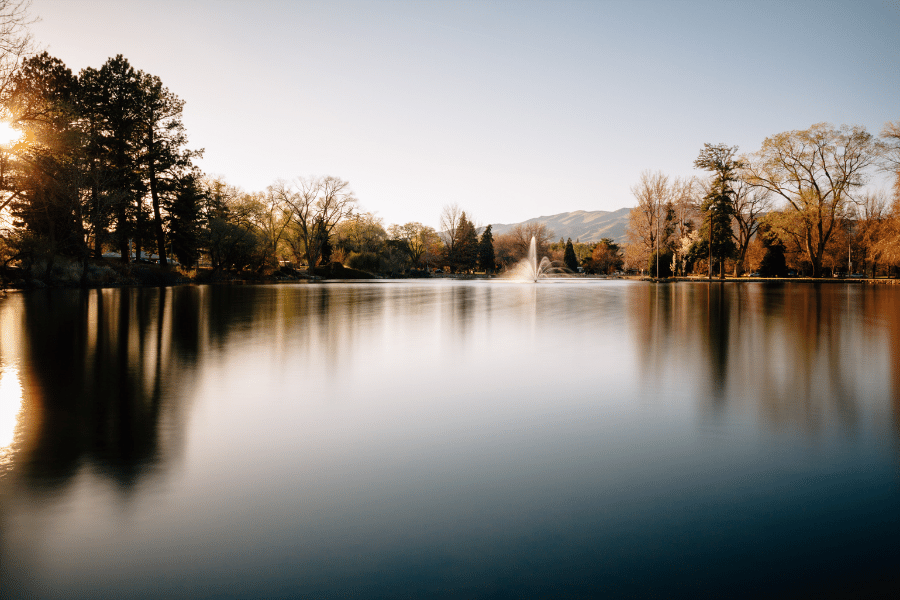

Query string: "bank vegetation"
[623, 123, 900, 279]
[1, 2, 899, 286]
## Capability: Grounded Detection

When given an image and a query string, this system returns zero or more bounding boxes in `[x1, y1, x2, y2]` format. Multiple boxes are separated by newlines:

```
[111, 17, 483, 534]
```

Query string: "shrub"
[648, 249, 674, 277]
[347, 251, 381, 273]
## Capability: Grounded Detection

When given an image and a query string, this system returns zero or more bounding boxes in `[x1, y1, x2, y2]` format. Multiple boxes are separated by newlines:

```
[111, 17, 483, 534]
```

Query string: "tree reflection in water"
[2, 288, 202, 493]
[0, 282, 899, 598]
[626, 281, 900, 441]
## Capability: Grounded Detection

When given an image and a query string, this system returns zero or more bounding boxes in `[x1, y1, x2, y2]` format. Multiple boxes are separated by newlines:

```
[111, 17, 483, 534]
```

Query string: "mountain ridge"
[489, 207, 632, 244]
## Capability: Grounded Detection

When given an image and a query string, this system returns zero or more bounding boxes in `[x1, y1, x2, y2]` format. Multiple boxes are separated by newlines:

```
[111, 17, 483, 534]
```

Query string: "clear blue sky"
[29, 0, 900, 229]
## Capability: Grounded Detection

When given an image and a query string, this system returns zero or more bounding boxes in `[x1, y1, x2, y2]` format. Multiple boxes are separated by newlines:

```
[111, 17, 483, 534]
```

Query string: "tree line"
[624, 123, 900, 278]
[4, 3, 899, 282]
[0, 4, 544, 281]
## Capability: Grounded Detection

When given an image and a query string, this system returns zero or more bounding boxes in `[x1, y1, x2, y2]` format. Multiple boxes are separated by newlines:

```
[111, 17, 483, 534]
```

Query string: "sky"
[28, 0, 900, 229]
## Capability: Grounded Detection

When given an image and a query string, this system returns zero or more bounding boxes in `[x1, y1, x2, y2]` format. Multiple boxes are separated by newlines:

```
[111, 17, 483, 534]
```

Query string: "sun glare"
[0, 366, 24, 451]
[0, 122, 21, 147]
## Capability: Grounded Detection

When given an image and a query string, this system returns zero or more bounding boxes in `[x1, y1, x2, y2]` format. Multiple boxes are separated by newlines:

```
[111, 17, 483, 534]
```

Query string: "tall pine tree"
[166, 171, 203, 267]
[93, 55, 144, 262]
[139, 71, 199, 267]
[478, 224, 495, 273]
[454, 212, 478, 272]
[6, 53, 85, 257]
[563, 238, 578, 272]
[693, 143, 740, 279]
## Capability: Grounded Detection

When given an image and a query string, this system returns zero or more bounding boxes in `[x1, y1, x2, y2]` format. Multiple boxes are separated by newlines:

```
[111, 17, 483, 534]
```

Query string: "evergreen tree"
[92, 55, 145, 262]
[648, 248, 674, 277]
[757, 222, 787, 277]
[693, 143, 740, 278]
[5, 52, 204, 270]
[6, 53, 86, 257]
[166, 172, 203, 266]
[563, 238, 578, 271]
[76, 64, 113, 258]
[138, 71, 199, 267]
[454, 212, 478, 272]
[478, 224, 495, 273]
[688, 192, 737, 277]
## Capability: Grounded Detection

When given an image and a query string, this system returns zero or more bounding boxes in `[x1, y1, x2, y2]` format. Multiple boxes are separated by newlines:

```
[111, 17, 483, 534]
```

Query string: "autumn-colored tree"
[492, 233, 517, 270]
[388, 222, 439, 268]
[745, 123, 882, 277]
[277, 176, 356, 271]
[882, 120, 900, 201]
[586, 238, 623, 274]
[730, 176, 772, 276]
[334, 212, 386, 256]
[625, 171, 677, 273]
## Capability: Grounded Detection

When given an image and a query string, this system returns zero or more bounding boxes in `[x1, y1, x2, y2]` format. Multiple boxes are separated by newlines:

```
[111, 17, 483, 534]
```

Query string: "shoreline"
[644, 276, 900, 285]
[5, 272, 900, 291]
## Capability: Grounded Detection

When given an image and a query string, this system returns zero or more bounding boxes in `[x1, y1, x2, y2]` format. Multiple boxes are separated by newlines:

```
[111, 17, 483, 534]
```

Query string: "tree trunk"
[811, 258, 822, 278]
[90, 119, 104, 259]
[304, 236, 318, 275]
[92, 177, 102, 258]
[135, 201, 144, 263]
[148, 122, 168, 267]
[116, 148, 130, 264]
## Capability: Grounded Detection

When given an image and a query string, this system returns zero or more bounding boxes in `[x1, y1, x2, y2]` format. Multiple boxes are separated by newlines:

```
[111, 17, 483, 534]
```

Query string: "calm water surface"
[1, 281, 899, 598]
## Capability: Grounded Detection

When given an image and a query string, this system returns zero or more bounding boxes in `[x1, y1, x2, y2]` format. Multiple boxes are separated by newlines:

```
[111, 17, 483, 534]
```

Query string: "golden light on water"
[0, 366, 24, 451]
[0, 121, 21, 146]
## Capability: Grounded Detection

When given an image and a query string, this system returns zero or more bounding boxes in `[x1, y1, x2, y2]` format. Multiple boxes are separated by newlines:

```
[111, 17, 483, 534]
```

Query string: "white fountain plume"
[508, 236, 570, 282]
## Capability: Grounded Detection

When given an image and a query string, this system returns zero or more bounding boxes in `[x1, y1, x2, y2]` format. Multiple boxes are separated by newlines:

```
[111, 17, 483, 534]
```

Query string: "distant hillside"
[490, 208, 632, 244]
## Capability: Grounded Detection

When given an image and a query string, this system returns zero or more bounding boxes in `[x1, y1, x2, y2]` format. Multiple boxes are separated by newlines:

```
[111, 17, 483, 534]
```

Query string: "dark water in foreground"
[1, 281, 899, 598]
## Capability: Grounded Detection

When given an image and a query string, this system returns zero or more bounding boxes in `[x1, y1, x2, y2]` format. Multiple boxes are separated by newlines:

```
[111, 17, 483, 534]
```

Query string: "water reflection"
[0, 288, 204, 492]
[0, 282, 899, 598]
[624, 282, 900, 440]
[0, 367, 23, 465]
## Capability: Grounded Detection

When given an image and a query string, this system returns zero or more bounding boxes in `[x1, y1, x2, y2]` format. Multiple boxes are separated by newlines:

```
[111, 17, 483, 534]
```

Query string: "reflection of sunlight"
[0, 366, 24, 451]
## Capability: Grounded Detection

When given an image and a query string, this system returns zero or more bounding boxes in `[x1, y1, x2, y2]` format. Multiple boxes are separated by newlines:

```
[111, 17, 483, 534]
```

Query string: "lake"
[1, 280, 899, 598]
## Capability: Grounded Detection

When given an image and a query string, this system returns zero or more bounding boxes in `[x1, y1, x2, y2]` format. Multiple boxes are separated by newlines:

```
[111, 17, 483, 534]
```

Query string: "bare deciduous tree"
[1, 1, 37, 219]
[863, 190, 899, 271]
[388, 221, 439, 267]
[279, 175, 357, 272]
[507, 222, 554, 261]
[745, 123, 882, 277]
[730, 174, 772, 275]
[255, 186, 293, 267]
[669, 177, 698, 275]
[0, 0, 35, 105]
[882, 120, 900, 201]
[625, 170, 675, 272]
[439, 202, 462, 261]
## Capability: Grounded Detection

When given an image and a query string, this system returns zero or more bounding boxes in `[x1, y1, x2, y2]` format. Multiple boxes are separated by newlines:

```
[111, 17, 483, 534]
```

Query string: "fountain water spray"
[509, 236, 570, 282]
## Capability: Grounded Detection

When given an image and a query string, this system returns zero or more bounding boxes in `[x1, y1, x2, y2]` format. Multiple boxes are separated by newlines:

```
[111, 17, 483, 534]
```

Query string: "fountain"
[508, 236, 572, 282]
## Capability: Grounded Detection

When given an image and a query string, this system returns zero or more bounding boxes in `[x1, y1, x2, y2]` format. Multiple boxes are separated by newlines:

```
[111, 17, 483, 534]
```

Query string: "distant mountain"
[489, 208, 632, 244]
